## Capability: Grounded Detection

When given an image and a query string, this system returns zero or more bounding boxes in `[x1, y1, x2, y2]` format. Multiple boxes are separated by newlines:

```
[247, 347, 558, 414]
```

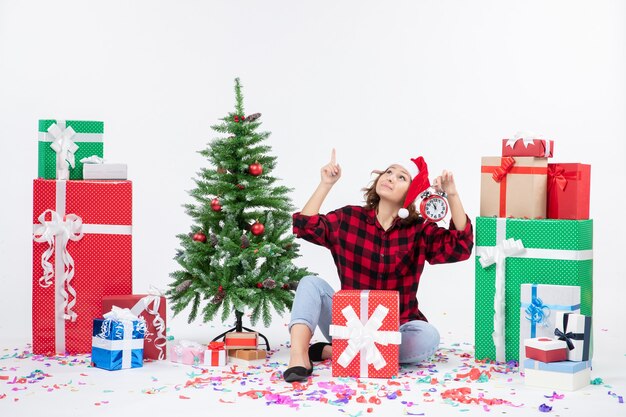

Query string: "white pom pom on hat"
[396, 157, 430, 219]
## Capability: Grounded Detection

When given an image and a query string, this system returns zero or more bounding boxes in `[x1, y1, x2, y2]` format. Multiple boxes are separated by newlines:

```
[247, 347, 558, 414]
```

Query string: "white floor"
[1, 319, 624, 417]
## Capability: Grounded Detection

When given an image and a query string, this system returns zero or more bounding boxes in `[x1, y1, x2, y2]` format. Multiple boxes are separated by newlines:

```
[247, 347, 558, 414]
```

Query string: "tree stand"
[211, 310, 270, 350]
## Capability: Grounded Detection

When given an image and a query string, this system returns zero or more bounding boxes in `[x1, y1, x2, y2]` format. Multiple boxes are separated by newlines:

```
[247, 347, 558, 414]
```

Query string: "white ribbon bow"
[330, 304, 402, 371]
[80, 155, 105, 164]
[98, 307, 144, 369]
[477, 238, 525, 362]
[48, 121, 79, 180]
[33, 209, 84, 321]
[104, 306, 138, 321]
[505, 132, 544, 149]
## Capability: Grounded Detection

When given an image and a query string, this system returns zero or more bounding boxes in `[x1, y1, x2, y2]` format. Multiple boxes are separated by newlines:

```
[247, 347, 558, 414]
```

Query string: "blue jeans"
[289, 275, 440, 364]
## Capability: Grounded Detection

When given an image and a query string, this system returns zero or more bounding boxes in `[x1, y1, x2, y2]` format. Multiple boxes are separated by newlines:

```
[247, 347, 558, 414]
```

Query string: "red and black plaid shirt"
[293, 206, 474, 324]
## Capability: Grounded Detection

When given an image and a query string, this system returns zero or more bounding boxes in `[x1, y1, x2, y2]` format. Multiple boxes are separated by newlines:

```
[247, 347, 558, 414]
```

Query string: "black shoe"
[308, 342, 332, 362]
[283, 361, 313, 383]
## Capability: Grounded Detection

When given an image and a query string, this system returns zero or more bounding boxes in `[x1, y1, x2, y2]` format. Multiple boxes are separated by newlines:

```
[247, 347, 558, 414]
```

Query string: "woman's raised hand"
[320, 148, 342, 185]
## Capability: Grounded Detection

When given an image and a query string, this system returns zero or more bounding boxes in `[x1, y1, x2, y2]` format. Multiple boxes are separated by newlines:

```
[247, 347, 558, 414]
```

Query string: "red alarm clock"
[419, 189, 449, 222]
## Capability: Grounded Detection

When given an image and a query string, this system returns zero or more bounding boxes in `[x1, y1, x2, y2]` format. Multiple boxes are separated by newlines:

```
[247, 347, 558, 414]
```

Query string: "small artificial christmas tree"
[168, 78, 312, 332]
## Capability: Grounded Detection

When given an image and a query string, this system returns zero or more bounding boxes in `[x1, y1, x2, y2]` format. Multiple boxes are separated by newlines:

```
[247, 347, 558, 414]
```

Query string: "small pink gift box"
[169, 340, 204, 365]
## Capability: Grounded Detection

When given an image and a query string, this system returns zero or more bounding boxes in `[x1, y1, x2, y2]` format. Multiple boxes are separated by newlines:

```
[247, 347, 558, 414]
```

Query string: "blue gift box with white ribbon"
[91, 307, 146, 371]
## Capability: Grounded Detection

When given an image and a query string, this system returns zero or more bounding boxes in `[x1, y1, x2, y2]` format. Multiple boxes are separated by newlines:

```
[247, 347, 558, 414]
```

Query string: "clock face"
[421, 196, 448, 221]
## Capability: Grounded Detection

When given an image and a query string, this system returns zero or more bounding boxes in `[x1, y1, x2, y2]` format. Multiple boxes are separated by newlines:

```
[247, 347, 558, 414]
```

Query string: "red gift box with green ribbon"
[32, 179, 132, 354]
[547, 163, 591, 220]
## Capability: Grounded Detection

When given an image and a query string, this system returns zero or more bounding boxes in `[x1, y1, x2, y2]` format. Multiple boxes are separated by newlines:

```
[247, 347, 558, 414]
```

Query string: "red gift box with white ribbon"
[32, 179, 132, 354]
[329, 290, 401, 378]
[204, 341, 227, 366]
[501, 136, 554, 158]
[102, 294, 167, 360]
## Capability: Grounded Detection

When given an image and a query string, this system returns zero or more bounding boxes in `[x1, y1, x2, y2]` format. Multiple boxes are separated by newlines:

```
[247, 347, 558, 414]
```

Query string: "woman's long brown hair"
[361, 168, 421, 224]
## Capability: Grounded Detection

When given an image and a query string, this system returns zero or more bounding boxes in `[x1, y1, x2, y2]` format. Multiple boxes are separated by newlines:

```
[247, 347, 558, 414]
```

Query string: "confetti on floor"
[0, 340, 624, 416]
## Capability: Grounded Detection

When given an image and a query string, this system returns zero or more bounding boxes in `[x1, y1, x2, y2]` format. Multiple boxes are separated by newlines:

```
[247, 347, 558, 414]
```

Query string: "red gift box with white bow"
[329, 290, 401, 378]
[32, 179, 132, 354]
[502, 137, 554, 158]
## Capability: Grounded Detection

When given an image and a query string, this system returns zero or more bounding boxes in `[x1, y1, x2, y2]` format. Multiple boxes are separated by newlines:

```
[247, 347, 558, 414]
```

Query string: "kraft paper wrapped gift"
[228, 349, 267, 361]
[329, 290, 402, 378]
[204, 342, 227, 366]
[38, 119, 104, 180]
[554, 312, 592, 362]
[32, 179, 133, 355]
[524, 337, 568, 363]
[480, 156, 548, 218]
[170, 340, 204, 365]
[474, 217, 593, 363]
[91, 308, 145, 371]
[102, 294, 167, 360]
[501, 137, 554, 158]
[224, 332, 258, 350]
[519, 284, 581, 368]
[547, 163, 591, 220]
[524, 359, 591, 391]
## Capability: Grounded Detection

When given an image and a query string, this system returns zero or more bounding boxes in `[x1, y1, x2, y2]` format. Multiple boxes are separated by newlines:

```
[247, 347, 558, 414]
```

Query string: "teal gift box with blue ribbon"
[474, 217, 593, 363]
[91, 308, 145, 371]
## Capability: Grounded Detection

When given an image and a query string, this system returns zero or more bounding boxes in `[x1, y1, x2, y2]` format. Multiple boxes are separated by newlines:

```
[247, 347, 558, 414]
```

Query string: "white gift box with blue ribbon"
[92, 307, 146, 371]
[519, 284, 580, 370]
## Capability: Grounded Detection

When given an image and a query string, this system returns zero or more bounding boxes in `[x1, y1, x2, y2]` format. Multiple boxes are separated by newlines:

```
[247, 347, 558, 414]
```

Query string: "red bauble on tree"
[193, 232, 207, 243]
[211, 198, 222, 212]
[248, 161, 263, 176]
[250, 221, 265, 236]
[256, 282, 263, 288]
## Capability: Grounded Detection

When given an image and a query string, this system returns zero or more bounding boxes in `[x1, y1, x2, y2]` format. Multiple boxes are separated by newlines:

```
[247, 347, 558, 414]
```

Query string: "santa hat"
[397, 156, 430, 219]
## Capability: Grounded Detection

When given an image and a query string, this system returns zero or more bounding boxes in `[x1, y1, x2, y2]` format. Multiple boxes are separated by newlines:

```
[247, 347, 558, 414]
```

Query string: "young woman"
[283, 149, 474, 382]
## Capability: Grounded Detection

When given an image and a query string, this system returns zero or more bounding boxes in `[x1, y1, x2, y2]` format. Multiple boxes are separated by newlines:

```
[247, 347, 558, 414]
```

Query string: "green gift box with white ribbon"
[38, 119, 104, 180]
[474, 217, 593, 363]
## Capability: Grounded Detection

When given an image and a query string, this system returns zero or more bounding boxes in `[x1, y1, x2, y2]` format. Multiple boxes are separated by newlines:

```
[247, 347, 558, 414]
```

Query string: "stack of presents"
[475, 134, 593, 390]
[169, 332, 267, 367]
[30, 119, 261, 371]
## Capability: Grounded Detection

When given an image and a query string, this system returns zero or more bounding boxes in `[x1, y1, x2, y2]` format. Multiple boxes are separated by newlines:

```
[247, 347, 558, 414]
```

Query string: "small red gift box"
[547, 163, 591, 220]
[524, 337, 568, 363]
[32, 179, 132, 354]
[329, 290, 401, 378]
[102, 294, 167, 360]
[224, 332, 258, 349]
[204, 341, 227, 366]
[502, 137, 554, 158]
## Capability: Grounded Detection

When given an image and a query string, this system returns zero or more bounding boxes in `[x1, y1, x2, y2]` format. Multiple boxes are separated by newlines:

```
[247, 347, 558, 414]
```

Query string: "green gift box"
[38, 119, 104, 180]
[474, 217, 592, 363]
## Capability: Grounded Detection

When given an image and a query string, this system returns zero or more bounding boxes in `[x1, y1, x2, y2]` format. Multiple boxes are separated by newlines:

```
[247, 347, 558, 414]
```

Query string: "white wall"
[1, 0, 624, 345]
